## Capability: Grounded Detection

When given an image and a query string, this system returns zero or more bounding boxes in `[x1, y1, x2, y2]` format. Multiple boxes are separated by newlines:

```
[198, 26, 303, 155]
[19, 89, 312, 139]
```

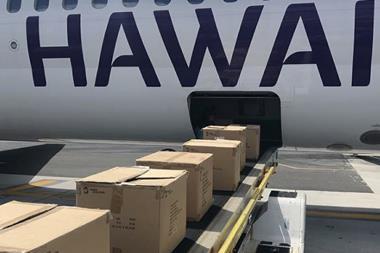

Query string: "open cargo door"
[188, 91, 282, 155]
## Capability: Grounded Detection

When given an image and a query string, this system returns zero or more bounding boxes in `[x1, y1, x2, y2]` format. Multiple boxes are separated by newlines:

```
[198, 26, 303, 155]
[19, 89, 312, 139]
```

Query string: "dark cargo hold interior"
[188, 91, 282, 155]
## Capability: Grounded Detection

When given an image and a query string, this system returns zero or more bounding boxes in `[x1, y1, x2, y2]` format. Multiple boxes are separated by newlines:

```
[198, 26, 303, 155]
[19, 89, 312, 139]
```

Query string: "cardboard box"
[183, 139, 241, 191]
[136, 151, 213, 221]
[246, 125, 261, 160]
[76, 167, 188, 253]
[0, 201, 111, 253]
[0, 201, 57, 231]
[202, 125, 247, 169]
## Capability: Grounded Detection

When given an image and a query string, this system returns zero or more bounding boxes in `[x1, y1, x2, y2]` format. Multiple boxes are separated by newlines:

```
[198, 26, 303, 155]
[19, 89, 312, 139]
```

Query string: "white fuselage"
[0, 0, 378, 150]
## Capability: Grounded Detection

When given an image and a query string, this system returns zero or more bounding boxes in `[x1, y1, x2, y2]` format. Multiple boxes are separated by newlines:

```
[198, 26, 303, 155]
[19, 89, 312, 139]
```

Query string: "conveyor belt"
[174, 148, 278, 253]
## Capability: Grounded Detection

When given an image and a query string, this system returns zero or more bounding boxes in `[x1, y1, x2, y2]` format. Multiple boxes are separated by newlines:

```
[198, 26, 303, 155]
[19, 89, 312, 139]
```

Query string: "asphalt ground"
[0, 140, 181, 178]
[1, 141, 380, 253]
[269, 150, 372, 192]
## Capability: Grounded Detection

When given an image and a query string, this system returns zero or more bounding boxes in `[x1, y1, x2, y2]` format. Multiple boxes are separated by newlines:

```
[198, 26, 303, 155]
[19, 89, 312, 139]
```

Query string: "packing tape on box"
[206, 133, 221, 138]
[206, 126, 226, 130]
[141, 153, 190, 170]
[165, 152, 187, 163]
[166, 153, 197, 169]
[110, 187, 123, 214]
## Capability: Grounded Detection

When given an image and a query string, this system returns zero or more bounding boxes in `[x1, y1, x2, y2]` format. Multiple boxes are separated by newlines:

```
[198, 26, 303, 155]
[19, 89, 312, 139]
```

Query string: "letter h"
[27, 15, 87, 87]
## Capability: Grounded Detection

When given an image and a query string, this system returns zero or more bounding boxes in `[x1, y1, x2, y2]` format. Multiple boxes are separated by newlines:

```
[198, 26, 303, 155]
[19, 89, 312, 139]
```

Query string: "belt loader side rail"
[218, 166, 276, 253]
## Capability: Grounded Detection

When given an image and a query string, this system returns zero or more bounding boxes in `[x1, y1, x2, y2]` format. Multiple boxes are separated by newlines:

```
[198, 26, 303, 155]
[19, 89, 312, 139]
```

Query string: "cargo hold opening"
[188, 92, 282, 155]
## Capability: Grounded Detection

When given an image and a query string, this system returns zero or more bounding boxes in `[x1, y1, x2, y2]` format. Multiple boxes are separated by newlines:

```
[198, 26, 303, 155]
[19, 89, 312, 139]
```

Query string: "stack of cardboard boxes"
[202, 125, 247, 170]
[0, 124, 260, 253]
[183, 139, 241, 191]
[245, 125, 261, 160]
[203, 124, 261, 162]
[136, 151, 213, 221]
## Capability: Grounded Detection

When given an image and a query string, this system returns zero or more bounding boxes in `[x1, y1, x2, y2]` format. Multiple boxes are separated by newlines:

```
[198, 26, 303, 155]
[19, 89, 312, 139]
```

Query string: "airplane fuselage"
[0, 0, 378, 150]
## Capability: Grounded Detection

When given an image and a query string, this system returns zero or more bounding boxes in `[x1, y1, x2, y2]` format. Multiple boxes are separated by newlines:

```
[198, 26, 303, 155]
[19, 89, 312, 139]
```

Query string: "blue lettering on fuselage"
[352, 0, 374, 87]
[26, 0, 374, 88]
[260, 3, 341, 87]
[95, 12, 160, 87]
[27, 14, 87, 87]
[154, 6, 263, 87]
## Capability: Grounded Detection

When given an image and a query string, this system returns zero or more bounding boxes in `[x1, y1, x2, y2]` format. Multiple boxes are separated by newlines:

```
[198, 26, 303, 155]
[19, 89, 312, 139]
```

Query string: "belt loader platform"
[173, 148, 305, 253]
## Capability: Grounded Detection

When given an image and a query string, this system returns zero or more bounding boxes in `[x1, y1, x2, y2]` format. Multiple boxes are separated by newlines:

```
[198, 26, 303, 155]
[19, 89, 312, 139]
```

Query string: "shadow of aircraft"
[0, 144, 65, 175]
[356, 155, 380, 166]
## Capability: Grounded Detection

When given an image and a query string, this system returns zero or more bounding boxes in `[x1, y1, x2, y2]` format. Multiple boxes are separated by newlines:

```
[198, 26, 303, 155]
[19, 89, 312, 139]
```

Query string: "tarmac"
[0, 140, 380, 252]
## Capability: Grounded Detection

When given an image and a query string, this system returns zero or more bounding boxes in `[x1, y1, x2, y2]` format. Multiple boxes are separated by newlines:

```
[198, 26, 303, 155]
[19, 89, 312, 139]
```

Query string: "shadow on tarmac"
[0, 144, 64, 175]
[356, 155, 380, 166]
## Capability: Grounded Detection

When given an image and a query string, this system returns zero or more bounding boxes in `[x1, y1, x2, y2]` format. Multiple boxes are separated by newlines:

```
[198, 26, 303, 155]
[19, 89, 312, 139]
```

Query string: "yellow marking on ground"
[6, 191, 75, 200]
[0, 179, 75, 201]
[1, 179, 57, 194]
[307, 210, 380, 221]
